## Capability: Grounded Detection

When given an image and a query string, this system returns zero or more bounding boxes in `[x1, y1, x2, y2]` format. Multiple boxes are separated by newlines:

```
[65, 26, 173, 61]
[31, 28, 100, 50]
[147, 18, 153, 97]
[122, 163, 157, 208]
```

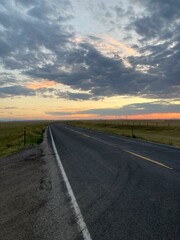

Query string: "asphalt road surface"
[49, 123, 180, 240]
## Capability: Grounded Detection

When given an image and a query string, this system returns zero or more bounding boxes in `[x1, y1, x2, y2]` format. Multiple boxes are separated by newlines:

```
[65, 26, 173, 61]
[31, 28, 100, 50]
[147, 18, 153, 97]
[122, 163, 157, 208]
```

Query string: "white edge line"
[49, 126, 92, 240]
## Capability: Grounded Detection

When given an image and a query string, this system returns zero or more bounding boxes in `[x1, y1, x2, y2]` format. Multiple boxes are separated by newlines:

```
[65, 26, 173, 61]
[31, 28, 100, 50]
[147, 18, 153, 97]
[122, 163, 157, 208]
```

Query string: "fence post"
[24, 127, 26, 146]
[131, 126, 134, 137]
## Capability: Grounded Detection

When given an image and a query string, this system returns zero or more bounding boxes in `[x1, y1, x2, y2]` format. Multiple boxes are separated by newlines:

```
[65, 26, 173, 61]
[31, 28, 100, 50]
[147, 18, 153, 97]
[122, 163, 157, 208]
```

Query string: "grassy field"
[66, 120, 180, 147]
[1, 119, 179, 157]
[0, 121, 51, 157]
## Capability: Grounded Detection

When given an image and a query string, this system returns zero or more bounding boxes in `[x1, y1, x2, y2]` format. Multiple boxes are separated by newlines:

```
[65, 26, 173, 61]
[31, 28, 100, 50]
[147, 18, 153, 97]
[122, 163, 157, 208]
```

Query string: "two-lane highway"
[49, 123, 180, 240]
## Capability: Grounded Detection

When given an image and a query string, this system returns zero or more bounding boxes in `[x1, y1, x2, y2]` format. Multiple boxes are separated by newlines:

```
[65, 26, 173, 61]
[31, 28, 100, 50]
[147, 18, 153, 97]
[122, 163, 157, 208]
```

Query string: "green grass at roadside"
[0, 121, 51, 157]
[66, 120, 180, 147]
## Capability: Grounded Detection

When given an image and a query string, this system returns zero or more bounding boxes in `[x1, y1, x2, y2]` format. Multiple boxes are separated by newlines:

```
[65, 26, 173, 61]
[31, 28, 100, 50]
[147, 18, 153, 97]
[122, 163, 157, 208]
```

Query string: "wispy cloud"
[26, 80, 58, 90]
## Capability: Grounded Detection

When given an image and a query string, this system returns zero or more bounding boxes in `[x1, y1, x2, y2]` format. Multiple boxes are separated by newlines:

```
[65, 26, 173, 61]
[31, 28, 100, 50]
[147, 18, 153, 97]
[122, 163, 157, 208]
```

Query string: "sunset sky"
[0, 0, 180, 120]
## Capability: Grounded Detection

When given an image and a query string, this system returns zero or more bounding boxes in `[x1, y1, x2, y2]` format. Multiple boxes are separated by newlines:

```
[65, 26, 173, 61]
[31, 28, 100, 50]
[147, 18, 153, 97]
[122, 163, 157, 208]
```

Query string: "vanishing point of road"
[49, 123, 180, 240]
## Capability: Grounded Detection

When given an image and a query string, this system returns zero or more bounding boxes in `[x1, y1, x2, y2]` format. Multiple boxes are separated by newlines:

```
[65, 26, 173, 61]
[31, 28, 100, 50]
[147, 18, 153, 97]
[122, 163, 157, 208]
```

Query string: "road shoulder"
[0, 128, 80, 240]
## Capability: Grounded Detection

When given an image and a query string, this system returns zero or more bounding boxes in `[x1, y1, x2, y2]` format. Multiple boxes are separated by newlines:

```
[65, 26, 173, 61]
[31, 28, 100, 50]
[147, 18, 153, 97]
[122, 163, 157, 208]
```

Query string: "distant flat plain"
[0, 120, 179, 158]
[66, 119, 180, 148]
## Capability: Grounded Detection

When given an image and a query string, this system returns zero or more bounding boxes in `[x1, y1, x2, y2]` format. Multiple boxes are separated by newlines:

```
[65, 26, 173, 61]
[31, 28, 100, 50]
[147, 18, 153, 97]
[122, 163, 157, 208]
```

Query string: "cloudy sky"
[0, 0, 180, 120]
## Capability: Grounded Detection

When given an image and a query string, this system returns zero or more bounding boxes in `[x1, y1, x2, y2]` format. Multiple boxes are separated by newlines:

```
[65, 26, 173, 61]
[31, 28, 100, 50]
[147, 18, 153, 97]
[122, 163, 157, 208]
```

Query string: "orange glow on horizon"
[103, 112, 180, 120]
[1, 110, 180, 121]
[45, 112, 180, 120]
[43, 112, 180, 120]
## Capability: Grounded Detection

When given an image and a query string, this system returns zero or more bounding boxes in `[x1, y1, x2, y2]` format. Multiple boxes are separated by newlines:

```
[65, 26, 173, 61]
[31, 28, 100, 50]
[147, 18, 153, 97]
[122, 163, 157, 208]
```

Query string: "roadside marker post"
[24, 127, 26, 146]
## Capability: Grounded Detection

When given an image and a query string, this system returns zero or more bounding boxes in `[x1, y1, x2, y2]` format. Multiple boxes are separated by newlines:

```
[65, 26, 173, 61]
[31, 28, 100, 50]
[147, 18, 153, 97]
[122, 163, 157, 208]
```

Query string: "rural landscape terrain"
[67, 119, 180, 147]
[0, 120, 180, 158]
[0, 0, 180, 239]
[0, 120, 180, 239]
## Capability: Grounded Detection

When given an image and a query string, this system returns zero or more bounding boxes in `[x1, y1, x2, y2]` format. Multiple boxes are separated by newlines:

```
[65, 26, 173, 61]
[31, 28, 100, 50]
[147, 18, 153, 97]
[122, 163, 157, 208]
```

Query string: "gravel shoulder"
[0, 128, 80, 240]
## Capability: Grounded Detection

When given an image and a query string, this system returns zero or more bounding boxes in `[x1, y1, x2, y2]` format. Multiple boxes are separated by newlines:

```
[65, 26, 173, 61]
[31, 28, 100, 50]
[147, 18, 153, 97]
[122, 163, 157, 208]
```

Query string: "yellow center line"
[65, 126, 173, 171]
[84, 134, 116, 147]
[65, 127, 114, 146]
[124, 150, 173, 170]
[65, 127, 90, 138]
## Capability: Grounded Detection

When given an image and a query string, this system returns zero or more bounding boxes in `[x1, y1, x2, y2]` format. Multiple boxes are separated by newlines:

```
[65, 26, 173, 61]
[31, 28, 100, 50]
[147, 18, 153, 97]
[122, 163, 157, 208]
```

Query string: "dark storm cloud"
[57, 91, 93, 101]
[0, 73, 18, 85]
[133, 16, 163, 40]
[129, 0, 180, 43]
[0, 0, 179, 101]
[0, 71, 37, 97]
[0, 86, 35, 98]
[131, 1, 180, 41]
[27, 42, 174, 99]
[77, 102, 180, 116]
[125, 0, 180, 99]
[128, 40, 180, 97]
[135, 0, 180, 19]
[46, 102, 180, 116]
[0, 0, 74, 71]
[0, 40, 11, 56]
